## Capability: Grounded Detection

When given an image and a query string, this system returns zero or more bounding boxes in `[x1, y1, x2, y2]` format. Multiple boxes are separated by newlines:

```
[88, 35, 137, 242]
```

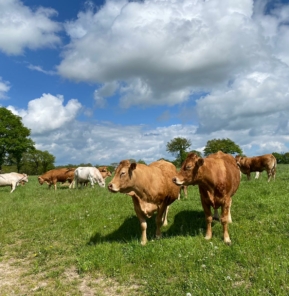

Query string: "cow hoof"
[224, 239, 231, 245]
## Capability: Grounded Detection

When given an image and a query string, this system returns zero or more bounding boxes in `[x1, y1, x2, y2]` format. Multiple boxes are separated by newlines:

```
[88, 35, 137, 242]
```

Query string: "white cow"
[0, 172, 29, 193]
[73, 167, 105, 189]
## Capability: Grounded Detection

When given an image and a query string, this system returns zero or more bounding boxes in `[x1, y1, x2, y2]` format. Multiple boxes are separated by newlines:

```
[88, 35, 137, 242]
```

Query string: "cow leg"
[201, 200, 213, 240]
[246, 172, 251, 180]
[162, 205, 169, 226]
[155, 203, 169, 239]
[131, 196, 147, 245]
[10, 182, 16, 193]
[227, 198, 232, 223]
[267, 169, 272, 182]
[69, 180, 74, 189]
[221, 198, 231, 245]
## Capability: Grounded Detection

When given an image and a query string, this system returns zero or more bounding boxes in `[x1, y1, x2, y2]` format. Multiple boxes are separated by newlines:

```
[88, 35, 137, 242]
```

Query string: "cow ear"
[130, 163, 137, 171]
[197, 158, 204, 167]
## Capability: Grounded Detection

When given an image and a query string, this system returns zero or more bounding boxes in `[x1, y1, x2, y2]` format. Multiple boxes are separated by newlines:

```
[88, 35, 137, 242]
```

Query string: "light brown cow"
[38, 168, 76, 190]
[108, 160, 180, 245]
[98, 166, 112, 179]
[235, 154, 277, 182]
[172, 151, 240, 245]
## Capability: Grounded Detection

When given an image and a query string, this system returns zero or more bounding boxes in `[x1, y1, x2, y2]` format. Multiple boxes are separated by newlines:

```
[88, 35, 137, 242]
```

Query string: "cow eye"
[120, 171, 126, 177]
[185, 165, 192, 170]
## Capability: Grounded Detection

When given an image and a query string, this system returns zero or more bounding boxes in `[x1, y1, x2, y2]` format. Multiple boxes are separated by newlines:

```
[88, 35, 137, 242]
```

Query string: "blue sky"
[1, 0, 289, 166]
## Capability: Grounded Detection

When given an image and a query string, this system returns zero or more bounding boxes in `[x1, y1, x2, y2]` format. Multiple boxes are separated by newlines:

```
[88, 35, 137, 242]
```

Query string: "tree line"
[1, 107, 288, 175]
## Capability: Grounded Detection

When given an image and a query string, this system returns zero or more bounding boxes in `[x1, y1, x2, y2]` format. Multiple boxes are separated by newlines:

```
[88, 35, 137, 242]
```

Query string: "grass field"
[0, 165, 289, 295]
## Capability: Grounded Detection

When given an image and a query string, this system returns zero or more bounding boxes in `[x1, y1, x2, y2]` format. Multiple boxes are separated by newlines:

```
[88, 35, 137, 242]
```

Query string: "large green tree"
[204, 138, 242, 156]
[0, 107, 34, 172]
[166, 137, 192, 167]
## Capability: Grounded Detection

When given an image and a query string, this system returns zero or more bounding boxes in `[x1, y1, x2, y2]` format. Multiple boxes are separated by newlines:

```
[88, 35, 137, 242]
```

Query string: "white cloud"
[58, 0, 263, 106]
[7, 93, 82, 134]
[0, 0, 62, 55]
[0, 77, 11, 99]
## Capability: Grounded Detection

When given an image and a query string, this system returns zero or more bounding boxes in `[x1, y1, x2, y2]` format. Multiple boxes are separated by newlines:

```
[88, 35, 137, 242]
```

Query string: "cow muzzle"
[172, 177, 183, 186]
[107, 183, 118, 193]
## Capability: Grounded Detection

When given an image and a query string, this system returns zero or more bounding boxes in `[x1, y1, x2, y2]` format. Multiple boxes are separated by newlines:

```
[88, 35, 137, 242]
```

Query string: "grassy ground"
[0, 165, 289, 295]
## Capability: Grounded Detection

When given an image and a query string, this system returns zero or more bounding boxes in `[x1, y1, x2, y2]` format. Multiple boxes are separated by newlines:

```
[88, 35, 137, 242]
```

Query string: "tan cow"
[172, 151, 240, 245]
[98, 166, 112, 179]
[38, 168, 76, 190]
[108, 160, 180, 245]
[235, 154, 276, 182]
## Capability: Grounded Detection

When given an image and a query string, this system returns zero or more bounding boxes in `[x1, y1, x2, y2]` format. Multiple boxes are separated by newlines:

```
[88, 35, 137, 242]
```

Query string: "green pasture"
[0, 165, 289, 295]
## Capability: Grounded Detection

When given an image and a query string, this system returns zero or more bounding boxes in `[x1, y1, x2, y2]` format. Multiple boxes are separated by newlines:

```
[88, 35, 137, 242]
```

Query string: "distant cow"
[79, 166, 112, 187]
[235, 154, 277, 182]
[172, 151, 240, 245]
[74, 167, 105, 189]
[98, 166, 112, 179]
[38, 168, 75, 190]
[0, 172, 29, 193]
[108, 160, 180, 245]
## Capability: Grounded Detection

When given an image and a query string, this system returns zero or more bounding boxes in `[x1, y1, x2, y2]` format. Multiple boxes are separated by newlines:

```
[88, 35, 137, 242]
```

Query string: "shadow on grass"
[88, 209, 205, 245]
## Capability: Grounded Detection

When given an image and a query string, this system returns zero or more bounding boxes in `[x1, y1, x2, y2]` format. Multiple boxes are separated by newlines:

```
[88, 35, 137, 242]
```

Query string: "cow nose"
[172, 177, 177, 183]
[108, 183, 112, 190]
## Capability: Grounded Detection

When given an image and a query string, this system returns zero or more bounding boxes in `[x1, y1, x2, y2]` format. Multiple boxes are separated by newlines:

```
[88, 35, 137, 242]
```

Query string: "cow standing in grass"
[38, 168, 75, 190]
[173, 151, 240, 245]
[0, 172, 29, 193]
[235, 154, 277, 182]
[108, 160, 180, 245]
[74, 167, 105, 189]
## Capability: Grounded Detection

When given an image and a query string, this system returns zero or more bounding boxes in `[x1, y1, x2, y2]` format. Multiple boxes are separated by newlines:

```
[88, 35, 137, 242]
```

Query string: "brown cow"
[235, 154, 276, 182]
[172, 151, 240, 245]
[108, 160, 180, 245]
[98, 166, 112, 179]
[38, 168, 76, 190]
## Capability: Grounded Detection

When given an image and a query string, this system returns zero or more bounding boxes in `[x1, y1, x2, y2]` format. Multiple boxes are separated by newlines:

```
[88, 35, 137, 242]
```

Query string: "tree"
[166, 137, 192, 167]
[204, 138, 242, 156]
[21, 149, 55, 175]
[0, 107, 34, 172]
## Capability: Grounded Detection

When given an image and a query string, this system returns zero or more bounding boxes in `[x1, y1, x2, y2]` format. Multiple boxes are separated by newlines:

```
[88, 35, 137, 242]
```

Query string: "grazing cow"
[98, 166, 112, 179]
[172, 151, 240, 245]
[79, 166, 112, 187]
[74, 167, 105, 189]
[108, 160, 180, 245]
[38, 168, 76, 190]
[0, 172, 29, 193]
[235, 154, 277, 182]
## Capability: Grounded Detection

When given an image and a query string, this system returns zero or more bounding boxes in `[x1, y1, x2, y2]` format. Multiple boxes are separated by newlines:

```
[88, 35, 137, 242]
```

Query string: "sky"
[1, 0, 289, 166]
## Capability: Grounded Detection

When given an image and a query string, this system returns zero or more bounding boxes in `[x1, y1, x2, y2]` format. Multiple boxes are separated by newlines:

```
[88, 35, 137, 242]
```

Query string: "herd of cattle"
[0, 153, 277, 245]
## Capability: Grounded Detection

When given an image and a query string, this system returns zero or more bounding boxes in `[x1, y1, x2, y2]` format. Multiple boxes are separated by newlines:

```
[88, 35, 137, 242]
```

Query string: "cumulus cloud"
[0, 77, 10, 99]
[7, 93, 82, 134]
[0, 0, 62, 55]
[58, 0, 261, 106]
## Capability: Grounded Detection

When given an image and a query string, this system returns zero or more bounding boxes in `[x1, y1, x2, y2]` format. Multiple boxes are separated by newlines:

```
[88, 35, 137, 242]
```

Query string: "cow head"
[38, 176, 45, 185]
[107, 160, 136, 193]
[235, 155, 243, 168]
[172, 153, 204, 186]
[98, 166, 112, 178]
